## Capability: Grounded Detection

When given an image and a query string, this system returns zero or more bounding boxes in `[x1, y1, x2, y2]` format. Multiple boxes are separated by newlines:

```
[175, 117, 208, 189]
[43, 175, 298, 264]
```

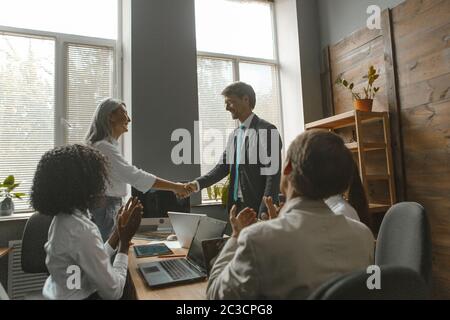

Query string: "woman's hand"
[261, 196, 284, 221]
[117, 197, 143, 253]
[230, 205, 257, 238]
[173, 183, 191, 198]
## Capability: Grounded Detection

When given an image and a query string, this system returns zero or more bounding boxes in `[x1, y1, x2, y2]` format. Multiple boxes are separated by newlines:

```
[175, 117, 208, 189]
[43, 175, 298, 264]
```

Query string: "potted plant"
[0, 175, 26, 216]
[206, 175, 230, 208]
[336, 65, 380, 112]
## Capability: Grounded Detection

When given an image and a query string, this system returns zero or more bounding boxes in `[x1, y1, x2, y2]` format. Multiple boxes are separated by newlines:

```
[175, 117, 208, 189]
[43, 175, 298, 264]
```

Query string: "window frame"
[0, 23, 121, 213]
[195, 1, 284, 203]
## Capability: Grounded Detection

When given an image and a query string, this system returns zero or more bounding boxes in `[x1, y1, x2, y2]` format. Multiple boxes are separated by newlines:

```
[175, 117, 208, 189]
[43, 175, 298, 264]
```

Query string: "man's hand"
[230, 205, 257, 238]
[185, 181, 198, 193]
[260, 196, 284, 221]
[176, 181, 198, 199]
[173, 183, 191, 198]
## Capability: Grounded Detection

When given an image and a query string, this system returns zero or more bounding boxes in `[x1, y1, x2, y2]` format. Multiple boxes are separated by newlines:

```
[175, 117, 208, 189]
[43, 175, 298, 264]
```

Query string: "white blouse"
[43, 210, 128, 300]
[93, 139, 156, 198]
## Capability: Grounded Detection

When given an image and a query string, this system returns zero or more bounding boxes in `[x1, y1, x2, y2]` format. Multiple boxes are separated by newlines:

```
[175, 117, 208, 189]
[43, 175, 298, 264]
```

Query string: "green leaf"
[342, 80, 348, 87]
[221, 186, 228, 208]
[207, 187, 212, 200]
[3, 175, 14, 186]
[349, 83, 354, 90]
[13, 193, 26, 199]
[374, 87, 380, 93]
[7, 183, 20, 192]
[213, 185, 219, 200]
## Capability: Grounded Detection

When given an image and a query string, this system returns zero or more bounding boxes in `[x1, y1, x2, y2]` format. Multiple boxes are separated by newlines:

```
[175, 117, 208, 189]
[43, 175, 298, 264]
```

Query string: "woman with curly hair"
[31, 144, 142, 300]
[85, 98, 189, 241]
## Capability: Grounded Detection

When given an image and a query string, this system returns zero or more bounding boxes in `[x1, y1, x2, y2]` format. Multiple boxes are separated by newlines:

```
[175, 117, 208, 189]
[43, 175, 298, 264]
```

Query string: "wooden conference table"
[126, 239, 207, 300]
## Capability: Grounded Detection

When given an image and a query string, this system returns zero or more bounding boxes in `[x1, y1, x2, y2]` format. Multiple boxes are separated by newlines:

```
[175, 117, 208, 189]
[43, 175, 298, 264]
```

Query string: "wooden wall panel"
[392, 0, 450, 298]
[330, 29, 388, 114]
[325, 0, 450, 297]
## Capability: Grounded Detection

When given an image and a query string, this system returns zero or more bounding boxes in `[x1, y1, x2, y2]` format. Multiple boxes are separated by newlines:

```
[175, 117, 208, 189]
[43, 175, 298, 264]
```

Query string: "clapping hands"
[260, 196, 284, 221]
[230, 205, 258, 238]
[116, 197, 143, 249]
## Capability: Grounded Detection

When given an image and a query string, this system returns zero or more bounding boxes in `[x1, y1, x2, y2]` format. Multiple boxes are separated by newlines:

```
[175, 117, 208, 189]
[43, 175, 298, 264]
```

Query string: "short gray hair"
[85, 98, 125, 145]
[287, 129, 353, 199]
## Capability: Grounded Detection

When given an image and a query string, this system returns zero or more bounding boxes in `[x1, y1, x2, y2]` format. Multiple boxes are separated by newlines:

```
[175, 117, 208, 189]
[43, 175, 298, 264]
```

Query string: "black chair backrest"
[308, 266, 429, 300]
[21, 212, 53, 274]
[375, 202, 432, 286]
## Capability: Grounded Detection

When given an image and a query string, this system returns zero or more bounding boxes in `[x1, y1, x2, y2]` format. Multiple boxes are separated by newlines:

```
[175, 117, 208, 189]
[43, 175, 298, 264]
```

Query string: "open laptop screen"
[187, 217, 227, 272]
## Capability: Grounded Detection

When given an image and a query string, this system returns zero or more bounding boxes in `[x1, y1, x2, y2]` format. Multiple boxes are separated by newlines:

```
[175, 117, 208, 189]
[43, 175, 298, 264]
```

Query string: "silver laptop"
[168, 212, 206, 248]
[138, 216, 227, 288]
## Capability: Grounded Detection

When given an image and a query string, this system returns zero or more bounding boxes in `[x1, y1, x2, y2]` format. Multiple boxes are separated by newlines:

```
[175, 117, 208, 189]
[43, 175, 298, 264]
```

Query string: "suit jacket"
[197, 114, 282, 216]
[206, 197, 375, 300]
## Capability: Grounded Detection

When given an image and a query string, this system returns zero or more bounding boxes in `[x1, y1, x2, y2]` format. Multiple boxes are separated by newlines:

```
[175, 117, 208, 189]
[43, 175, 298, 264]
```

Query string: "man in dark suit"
[186, 82, 282, 218]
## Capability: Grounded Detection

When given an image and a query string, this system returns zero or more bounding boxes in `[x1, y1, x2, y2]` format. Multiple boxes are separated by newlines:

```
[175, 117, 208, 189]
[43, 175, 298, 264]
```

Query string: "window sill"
[0, 211, 34, 222]
[193, 200, 224, 208]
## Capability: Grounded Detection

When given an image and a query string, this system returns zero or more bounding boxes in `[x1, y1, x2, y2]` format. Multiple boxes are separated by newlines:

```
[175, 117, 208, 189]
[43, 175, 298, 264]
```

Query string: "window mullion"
[233, 58, 240, 82]
[54, 36, 66, 147]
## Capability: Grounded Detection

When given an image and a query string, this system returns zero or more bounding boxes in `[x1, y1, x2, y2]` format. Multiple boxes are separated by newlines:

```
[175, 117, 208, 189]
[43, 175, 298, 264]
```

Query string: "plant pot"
[353, 99, 373, 112]
[0, 197, 14, 216]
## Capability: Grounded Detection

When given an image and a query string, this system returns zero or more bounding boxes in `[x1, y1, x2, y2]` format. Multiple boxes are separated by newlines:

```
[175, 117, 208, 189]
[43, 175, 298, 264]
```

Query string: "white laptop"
[167, 212, 206, 248]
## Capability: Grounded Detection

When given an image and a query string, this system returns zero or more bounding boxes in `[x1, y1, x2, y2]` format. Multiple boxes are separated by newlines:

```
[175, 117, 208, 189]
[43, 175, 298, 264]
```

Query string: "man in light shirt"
[206, 130, 374, 299]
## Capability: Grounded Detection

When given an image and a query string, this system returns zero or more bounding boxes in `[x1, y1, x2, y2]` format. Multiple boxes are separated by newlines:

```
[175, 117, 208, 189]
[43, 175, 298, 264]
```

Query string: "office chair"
[21, 212, 52, 273]
[375, 202, 432, 288]
[20, 212, 52, 299]
[308, 266, 429, 300]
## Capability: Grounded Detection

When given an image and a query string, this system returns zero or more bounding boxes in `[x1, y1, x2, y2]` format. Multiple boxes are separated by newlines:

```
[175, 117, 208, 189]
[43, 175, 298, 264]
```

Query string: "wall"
[275, 0, 305, 148]
[128, 0, 202, 189]
[296, 0, 324, 123]
[318, 0, 406, 49]
[390, 0, 450, 298]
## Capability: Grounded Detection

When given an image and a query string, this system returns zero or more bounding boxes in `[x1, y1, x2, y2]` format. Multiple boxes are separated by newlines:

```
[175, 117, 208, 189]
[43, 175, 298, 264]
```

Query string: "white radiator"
[7, 240, 48, 300]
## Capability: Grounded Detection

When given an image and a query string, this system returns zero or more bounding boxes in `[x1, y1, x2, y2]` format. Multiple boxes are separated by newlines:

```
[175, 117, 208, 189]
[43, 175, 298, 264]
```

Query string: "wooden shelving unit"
[306, 110, 396, 214]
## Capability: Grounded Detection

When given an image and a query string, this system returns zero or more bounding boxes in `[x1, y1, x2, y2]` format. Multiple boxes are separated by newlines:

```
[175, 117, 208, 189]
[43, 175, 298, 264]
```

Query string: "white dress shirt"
[93, 138, 156, 197]
[207, 197, 374, 300]
[194, 113, 256, 197]
[42, 210, 128, 300]
[325, 195, 360, 221]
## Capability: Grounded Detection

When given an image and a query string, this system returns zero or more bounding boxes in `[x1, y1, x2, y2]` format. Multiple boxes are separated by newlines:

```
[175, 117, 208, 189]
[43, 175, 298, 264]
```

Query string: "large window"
[0, 1, 117, 211]
[195, 0, 282, 201]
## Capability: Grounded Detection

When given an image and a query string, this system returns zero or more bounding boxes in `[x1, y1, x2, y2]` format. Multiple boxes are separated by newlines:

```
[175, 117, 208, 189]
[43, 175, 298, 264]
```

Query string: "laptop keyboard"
[160, 259, 195, 280]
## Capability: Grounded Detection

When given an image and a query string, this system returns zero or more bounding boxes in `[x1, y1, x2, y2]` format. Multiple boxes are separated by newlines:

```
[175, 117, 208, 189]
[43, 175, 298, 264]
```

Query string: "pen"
[157, 254, 186, 258]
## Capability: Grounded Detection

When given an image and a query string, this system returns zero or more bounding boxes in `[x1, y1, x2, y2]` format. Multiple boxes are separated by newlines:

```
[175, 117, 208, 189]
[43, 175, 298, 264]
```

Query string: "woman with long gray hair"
[86, 98, 189, 241]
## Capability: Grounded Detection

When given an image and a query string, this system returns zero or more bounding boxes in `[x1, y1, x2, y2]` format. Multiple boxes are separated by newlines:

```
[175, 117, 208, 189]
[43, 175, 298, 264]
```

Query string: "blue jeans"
[91, 196, 122, 242]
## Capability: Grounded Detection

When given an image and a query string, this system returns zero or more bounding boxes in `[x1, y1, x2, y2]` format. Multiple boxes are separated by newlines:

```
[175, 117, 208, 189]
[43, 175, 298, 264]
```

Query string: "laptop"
[138, 216, 227, 288]
[167, 212, 206, 248]
[201, 237, 229, 276]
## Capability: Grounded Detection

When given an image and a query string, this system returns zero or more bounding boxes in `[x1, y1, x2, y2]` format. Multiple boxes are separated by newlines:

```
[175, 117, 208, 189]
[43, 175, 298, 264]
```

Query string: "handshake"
[173, 181, 199, 199]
